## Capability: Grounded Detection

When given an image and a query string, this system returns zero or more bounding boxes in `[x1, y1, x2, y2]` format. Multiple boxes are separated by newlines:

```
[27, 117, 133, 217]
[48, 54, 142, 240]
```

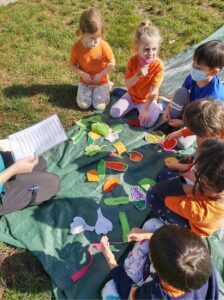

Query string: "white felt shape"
[105, 132, 119, 143]
[95, 208, 113, 235]
[70, 217, 95, 235]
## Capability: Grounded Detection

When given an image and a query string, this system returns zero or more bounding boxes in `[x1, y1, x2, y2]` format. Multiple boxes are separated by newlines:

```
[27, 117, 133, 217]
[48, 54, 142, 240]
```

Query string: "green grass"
[0, 0, 223, 298]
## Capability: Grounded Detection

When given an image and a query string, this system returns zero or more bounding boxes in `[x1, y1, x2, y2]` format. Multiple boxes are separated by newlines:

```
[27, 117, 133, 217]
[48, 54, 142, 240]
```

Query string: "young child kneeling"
[100, 224, 218, 300]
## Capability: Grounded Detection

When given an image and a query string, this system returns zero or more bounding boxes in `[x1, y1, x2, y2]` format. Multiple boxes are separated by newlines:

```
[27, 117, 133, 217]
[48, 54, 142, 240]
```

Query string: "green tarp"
[0, 26, 224, 299]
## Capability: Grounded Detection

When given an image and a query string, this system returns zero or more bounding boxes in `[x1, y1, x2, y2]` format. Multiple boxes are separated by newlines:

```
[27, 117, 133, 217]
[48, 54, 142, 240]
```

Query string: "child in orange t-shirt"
[70, 8, 115, 110]
[147, 139, 224, 237]
[110, 20, 164, 128]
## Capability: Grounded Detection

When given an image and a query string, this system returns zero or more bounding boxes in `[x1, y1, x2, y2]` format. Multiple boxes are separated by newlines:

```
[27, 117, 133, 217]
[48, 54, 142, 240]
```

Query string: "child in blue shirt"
[163, 40, 224, 128]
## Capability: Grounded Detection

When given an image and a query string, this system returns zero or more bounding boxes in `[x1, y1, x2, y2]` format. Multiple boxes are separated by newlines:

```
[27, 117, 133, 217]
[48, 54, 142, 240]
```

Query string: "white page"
[8, 115, 68, 160]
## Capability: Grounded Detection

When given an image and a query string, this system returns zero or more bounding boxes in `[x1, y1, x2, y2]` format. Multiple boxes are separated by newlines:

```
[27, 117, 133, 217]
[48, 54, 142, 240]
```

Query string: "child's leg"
[157, 167, 179, 182]
[110, 92, 136, 118]
[147, 178, 190, 227]
[92, 83, 110, 110]
[137, 101, 162, 128]
[0, 171, 60, 215]
[101, 279, 121, 300]
[177, 135, 197, 150]
[76, 83, 93, 109]
[170, 87, 190, 119]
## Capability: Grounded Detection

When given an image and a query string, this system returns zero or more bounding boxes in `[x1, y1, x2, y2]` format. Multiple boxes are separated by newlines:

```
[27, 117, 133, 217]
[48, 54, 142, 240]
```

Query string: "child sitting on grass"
[100, 224, 219, 300]
[147, 139, 224, 237]
[110, 20, 164, 128]
[70, 7, 115, 110]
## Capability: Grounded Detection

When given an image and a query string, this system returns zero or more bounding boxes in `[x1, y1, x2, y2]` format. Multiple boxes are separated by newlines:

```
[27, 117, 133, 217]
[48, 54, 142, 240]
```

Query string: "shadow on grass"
[3, 84, 83, 110]
[0, 249, 52, 296]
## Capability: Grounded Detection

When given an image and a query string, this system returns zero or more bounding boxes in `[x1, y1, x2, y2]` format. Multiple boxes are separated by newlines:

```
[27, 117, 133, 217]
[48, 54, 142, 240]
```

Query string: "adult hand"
[13, 156, 39, 174]
[166, 130, 182, 140]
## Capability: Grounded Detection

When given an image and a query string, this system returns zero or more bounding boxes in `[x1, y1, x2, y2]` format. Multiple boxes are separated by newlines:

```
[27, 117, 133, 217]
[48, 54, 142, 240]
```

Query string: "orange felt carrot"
[103, 177, 120, 192]
[87, 170, 100, 182]
[105, 161, 128, 172]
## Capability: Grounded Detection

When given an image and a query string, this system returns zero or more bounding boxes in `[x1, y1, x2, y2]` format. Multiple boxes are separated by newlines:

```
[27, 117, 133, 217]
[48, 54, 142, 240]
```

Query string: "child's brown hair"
[132, 20, 162, 53]
[150, 225, 212, 292]
[77, 7, 105, 36]
[193, 40, 224, 70]
[184, 98, 224, 138]
[193, 139, 224, 194]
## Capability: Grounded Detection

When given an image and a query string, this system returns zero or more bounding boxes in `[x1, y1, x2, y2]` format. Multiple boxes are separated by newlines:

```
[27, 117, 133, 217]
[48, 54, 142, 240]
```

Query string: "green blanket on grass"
[0, 26, 223, 299]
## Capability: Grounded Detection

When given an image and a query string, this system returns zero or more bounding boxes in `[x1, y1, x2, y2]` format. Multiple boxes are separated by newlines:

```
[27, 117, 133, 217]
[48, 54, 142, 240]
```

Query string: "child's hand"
[92, 72, 103, 84]
[162, 105, 171, 122]
[13, 156, 39, 174]
[140, 64, 149, 76]
[165, 161, 191, 172]
[81, 72, 93, 83]
[168, 119, 184, 127]
[167, 130, 182, 140]
[139, 108, 151, 125]
[127, 228, 152, 242]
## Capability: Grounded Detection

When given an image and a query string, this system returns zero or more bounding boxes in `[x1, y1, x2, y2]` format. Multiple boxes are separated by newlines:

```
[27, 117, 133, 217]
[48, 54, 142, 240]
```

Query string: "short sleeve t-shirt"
[182, 74, 224, 102]
[125, 55, 164, 104]
[165, 193, 224, 237]
[70, 39, 115, 86]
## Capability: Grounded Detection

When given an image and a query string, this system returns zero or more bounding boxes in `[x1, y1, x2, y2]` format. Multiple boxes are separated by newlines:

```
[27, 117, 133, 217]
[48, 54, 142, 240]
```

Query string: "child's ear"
[210, 68, 220, 76]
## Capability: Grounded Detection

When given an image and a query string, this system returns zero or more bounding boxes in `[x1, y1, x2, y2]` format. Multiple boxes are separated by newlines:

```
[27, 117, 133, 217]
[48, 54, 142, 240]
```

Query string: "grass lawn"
[0, 0, 223, 299]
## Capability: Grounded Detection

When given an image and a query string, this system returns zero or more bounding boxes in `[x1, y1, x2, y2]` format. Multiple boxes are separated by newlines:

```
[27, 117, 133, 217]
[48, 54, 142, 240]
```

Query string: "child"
[110, 20, 164, 128]
[163, 40, 224, 128]
[166, 98, 224, 155]
[100, 224, 219, 300]
[147, 139, 224, 237]
[0, 153, 60, 215]
[70, 7, 115, 110]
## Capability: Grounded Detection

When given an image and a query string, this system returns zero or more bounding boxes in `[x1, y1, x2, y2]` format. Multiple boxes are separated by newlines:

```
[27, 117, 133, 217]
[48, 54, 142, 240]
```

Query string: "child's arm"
[92, 61, 115, 84]
[100, 236, 118, 270]
[0, 157, 38, 185]
[125, 70, 143, 89]
[165, 161, 192, 172]
[127, 227, 153, 242]
[69, 64, 93, 83]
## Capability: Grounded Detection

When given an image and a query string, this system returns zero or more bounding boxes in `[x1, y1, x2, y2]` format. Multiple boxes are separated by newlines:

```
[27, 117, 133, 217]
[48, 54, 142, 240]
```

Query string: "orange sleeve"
[102, 42, 115, 64]
[165, 195, 206, 222]
[181, 128, 194, 137]
[150, 61, 164, 89]
[70, 44, 78, 65]
[125, 57, 135, 79]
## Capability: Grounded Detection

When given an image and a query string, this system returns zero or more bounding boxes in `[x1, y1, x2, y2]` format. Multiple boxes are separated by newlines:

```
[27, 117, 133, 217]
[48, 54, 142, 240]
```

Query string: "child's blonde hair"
[132, 20, 162, 53]
[76, 7, 105, 36]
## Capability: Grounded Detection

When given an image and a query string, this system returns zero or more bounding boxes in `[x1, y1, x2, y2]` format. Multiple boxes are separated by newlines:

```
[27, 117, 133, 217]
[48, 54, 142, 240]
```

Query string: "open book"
[7, 115, 68, 160]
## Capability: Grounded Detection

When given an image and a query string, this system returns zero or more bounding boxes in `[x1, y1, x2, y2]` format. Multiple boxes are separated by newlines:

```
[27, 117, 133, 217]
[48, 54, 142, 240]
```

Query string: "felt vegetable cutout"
[119, 211, 130, 242]
[86, 170, 100, 182]
[105, 132, 119, 143]
[128, 120, 141, 127]
[104, 196, 129, 205]
[113, 141, 127, 155]
[105, 161, 128, 172]
[128, 151, 143, 162]
[71, 128, 86, 144]
[85, 145, 106, 156]
[98, 159, 106, 181]
[162, 138, 177, 149]
[131, 186, 147, 210]
[70, 217, 94, 235]
[95, 208, 113, 235]
[138, 178, 156, 191]
[103, 177, 119, 192]
[164, 157, 179, 164]
[88, 131, 101, 141]
[111, 124, 123, 133]
[145, 131, 166, 144]
[92, 122, 110, 137]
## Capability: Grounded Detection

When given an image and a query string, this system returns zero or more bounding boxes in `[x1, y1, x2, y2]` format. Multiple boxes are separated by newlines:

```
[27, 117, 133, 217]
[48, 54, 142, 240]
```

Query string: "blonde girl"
[110, 20, 164, 127]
